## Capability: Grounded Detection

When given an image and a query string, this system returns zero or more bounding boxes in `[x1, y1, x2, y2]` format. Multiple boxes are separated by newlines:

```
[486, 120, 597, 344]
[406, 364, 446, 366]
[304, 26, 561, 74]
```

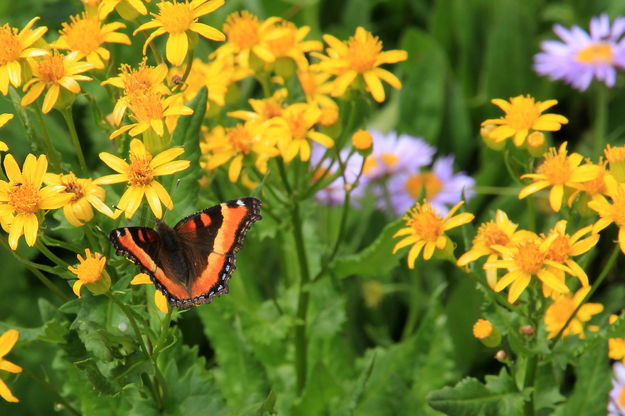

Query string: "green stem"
[23, 369, 81, 416]
[61, 108, 88, 177]
[522, 355, 537, 416]
[33, 105, 62, 172]
[593, 85, 608, 158]
[550, 243, 620, 347]
[174, 48, 195, 91]
[36, 240, 71, 269]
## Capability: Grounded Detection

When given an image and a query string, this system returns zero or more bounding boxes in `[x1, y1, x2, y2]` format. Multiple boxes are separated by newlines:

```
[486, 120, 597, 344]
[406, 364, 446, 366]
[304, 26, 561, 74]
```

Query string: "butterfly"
[110, 197, 262, 308]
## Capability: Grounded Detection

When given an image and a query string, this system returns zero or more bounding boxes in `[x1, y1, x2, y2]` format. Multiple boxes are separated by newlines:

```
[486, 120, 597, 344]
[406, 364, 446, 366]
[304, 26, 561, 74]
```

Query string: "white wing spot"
[236, 199, 244, 206]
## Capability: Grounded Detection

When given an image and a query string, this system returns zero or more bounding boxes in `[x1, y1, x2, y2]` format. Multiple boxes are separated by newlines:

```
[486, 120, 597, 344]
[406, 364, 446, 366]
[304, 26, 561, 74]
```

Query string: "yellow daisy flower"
[267, 102, 335, 163]
[110, 91, 193, 139]
[544, 286, 603, 339]
[68, 249, 110, 297]
[99, 0, 151, 20]
[518, 142, 601, 212]
[588, 174, 625, 254]
[457, 210, 519, 288]
[0, 113, 14, 152]
[201, 122, 279, 182]
[604, 144, 625, 182]
[297, 70, 339, 126]
[264, 20, 322, 71]
[567, 158, 608, 209]
[54, 13, 131, 69]
[0, 329, 22, 403]
[484, 232, 571, 303]
[392, 200, 474, 268]
[21, 51, 93, 114]
[43, 172, 115, 226]
[131, 273, 168, 313]
[481, 95, 569, 147]
[95, 139, 190, 218]
[0, 154, 73, 250]
[134, 0, 226, 66]
[610, 337, 625, 363]
[228, 88, 288, 123]
[0, 17, 48, 96]
[313, 26, 407, 102]
[216, 11, 279, 68]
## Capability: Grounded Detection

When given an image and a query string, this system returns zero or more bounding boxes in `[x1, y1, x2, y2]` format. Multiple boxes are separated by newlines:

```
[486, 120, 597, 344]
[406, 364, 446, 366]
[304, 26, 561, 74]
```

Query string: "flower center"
[38, 54, 66, 84]
[404, 172, 443, 200]
[157, 1, 195, 34]
[128, 155, 154, 186]
[513, 240, 545, 274]
[129, 93, 164, 122]
[223, 11, 260, 49]
[538, 150, 572, 185]
[546, 234, 570, 262]
[346, 32, 382, 72]
[406, 204, 442, 242]
[576, 42, 614, 65]
[286, 110, 309, 139]
[63, 179, 85, 203]
[8, 183, 41, 214]
[266, 23, 296, 57]
[74, 254, 104, 283]
[228, 125, 254, 153]
[477, 222, 510, 250]
[504, 97, 541, 130]
[0, 25, 21, 65]
[619, 385, 625, 409]
[380, 152, 399, 168]
[61, 14, 104, 55]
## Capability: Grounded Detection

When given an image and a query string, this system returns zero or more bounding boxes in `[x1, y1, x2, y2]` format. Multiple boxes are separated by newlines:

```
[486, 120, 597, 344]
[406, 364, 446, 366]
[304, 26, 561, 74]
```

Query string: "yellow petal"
[3, 154, 23, 184]
[0, 378, 18, 403]
[131, 273, 152, 285]
[166, 32, 188, 67]
[22, 213, 38, 247]
[154, 291, 169, 313]
[363, 71, 385, 102]
[72, 280, 84, 297]
[228, 154, 243, 182]
[42, 84, 60, 114]
[8, 214, 25, 250]
[144, 184, 163, 218]
[99, 152, 129, 173]
[0, 329, 19, 357]
[189, 22, 225, 41]
[406, 241, 425, 268]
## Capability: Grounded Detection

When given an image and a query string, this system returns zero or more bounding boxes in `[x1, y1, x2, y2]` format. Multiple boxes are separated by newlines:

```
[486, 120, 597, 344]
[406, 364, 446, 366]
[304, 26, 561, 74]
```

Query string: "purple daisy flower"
[534, 14, 625, 91]
[310, 145, 364, 206]
[609, 362, 625, 415]
[387, 155, 475, 215]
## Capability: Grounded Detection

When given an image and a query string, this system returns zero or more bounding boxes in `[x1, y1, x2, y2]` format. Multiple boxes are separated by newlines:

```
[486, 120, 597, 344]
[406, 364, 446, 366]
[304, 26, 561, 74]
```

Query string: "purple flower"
[534, 14, 625, 91]
[609, 362, 625, 415]
[310, 145, 364, 206]
[387, 155, 475, 215]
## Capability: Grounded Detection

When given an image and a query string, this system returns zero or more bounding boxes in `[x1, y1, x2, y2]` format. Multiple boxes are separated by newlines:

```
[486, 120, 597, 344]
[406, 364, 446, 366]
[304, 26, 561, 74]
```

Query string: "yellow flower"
[102, 59, 170, 125]
[264, 20, 322, 71]
[0, 154, 73, 250]
[131, 273, 168, 313]
[544, 286, 603, 339]
[134, 0, 225, 66]
[68, 249, 109, 297]
[0, 329, 22, 403]
[43, 172, 115, 226]
[0, 113, 14, 152]
[481, 95, 569, 147]
[457, 210, 519, 288]
[0, 17, 48, 95]
[99, 0, 151, 20]
[54, 13, 131, 69]
[609, 337, 625, 363]
[392, 200, 474, 268]
[588, 174, 625, 254]
[110, 91, 193, 139]
[228, 88, 287, 123]
[297, 70, 338, 126]
[96, 139, 190, 218]
[518, 142, 601, 212]
[567, 159, 608, 209]
[267, 103, 335, 163]
[313, 27, 407, 102]
[21, 51, 93, 114]
[484, 232, 571, 303]
[352, 129, 372, 151]
[201, 122, 279, 182]
[472, 318, 501, 347]
[604, 144, 625, 182]
[217, 11, 279, 68]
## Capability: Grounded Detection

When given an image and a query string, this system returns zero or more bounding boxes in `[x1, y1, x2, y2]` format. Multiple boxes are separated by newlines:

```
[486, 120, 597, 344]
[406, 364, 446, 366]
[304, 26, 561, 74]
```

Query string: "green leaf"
[333, 218, 402, 278]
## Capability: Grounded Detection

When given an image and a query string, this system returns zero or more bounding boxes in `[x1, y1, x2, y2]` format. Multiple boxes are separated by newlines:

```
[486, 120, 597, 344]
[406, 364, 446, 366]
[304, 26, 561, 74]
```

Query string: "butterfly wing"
[173, 197, 262, 305]
[110, 227, 191, 302]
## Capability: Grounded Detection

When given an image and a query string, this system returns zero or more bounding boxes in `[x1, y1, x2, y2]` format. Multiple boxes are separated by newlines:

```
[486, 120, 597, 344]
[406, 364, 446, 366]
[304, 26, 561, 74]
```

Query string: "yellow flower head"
[297, 70, 338, 126]
[604, 144, 625, 182]
[0, 17, 48, 95]
[201, 122, 279, 182]
[21, 51, 93, 114]
[544, 286, 603, 339]
[352, 129, 373, 151]
[392, 200, 474, 267]
[217, 11, 279, 68]
[481, 95, 569, 147]
[472, 318, 501, 347]
[131, 273, 168, 313]
[457, 210, 519, 288]
[588, 174, 625, 254]
[609, 337, 625, 362]
[0, 329, 22, 403]
[68, 249, 109, 297]
[96, 139, 190, 218]
[228, 88, 288, 123]
[313, 26, 407, 102]
[134, 0, 226, 66]
[0, 113, 14, 152]
[110, 91, 193, 139]
[54, 13, 131, 69]
[484, 232, 571, 303]
[519, 142, 601, 212]
[268, 102, 335, 163]
[0, 154, 73, 250]
[99, 0, 151, 20]
[264, 20, 322, 71]
[43, 172, 115, 226]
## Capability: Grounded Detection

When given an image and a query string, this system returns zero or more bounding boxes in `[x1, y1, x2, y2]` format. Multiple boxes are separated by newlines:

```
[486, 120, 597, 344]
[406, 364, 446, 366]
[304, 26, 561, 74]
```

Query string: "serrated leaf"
[333, 219, 402, 278]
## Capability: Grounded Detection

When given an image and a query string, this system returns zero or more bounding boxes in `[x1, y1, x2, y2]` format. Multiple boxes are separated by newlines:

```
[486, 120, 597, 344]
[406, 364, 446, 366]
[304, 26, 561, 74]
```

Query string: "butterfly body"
[110, 197, 262, 308]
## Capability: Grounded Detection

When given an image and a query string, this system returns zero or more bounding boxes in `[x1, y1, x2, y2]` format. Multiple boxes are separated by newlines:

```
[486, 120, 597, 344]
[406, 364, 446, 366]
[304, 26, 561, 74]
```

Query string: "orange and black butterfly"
[110, 197, 261, 308]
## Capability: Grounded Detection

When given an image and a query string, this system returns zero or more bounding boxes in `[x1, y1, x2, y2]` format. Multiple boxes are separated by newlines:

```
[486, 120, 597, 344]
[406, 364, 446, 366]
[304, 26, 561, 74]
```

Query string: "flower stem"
[61, 108, 89, 177]
[33, 105, 62, 172]
[522, 355, 537, 416]
[36, 240, 71, 269]
[593, 84, 608, 158]
[174, 48, 195, 91]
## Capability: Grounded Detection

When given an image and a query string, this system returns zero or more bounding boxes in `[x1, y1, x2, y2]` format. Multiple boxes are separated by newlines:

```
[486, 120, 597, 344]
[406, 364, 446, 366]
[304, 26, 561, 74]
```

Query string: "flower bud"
[473, 319, 501, 347]
[519, 324, 535, 337]
[481, 124, 505, 151]
[495, 350, 508, 361]
[525, 132, 547, 157]
[352, 129, 373, 152]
